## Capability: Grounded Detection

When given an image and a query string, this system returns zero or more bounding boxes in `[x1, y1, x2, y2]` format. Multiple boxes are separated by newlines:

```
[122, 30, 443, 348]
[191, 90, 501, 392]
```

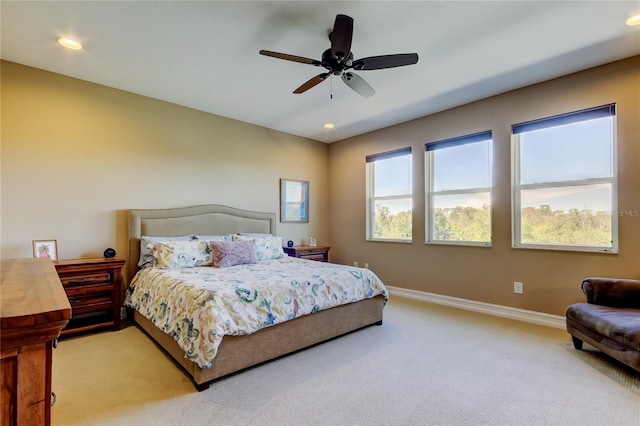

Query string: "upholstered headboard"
[127, 204, 276, 280]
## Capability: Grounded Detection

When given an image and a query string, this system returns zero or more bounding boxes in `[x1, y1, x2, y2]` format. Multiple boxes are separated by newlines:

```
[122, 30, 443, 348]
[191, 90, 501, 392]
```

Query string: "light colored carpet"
[52, 297, 640, 425]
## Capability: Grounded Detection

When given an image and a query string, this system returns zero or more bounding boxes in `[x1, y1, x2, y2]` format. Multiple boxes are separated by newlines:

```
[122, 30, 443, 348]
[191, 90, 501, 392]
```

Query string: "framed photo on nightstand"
[32, 239, 58, 261]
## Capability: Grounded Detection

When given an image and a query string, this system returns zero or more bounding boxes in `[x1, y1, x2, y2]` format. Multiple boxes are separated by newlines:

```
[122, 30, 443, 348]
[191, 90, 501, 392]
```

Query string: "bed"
[125, 204, 387, 390]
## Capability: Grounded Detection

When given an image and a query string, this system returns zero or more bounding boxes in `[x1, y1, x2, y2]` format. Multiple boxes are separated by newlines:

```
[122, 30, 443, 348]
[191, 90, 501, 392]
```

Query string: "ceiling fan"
[259, 14, 419, 98]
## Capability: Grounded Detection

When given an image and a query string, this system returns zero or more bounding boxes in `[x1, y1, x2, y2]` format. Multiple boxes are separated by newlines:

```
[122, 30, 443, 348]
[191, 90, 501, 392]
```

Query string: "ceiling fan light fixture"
[57, 37, 83, 50]
[626, 14, 640, 26]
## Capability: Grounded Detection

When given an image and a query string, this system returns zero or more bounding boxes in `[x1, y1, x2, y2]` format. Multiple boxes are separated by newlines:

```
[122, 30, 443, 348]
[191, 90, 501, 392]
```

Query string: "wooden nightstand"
[283, 245, 331, 262]
[54, 257, 125, 336]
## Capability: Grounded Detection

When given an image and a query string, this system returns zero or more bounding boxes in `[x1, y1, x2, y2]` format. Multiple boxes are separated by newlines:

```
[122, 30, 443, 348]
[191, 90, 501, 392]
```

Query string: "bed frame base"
[133, 295, 385, 390]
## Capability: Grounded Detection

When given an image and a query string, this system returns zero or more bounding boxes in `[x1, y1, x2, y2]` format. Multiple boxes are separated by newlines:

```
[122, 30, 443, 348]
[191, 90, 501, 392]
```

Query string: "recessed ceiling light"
[323, 123, 335, 129]
[626, 14, 640, 26]
[57, 37, 83, 50]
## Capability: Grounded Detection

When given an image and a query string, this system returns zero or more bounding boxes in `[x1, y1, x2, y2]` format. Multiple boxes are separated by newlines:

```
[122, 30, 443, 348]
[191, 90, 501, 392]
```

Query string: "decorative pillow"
[235, 235, 284, 260]
[211, 240, 258, 268]
[138, 235, 193, 269]
[150, 239, 213, 269]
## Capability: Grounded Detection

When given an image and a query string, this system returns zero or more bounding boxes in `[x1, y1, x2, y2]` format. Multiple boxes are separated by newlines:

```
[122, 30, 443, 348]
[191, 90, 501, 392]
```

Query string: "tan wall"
[3, 58, 638, 317]
[1, 61, 329, 281]
[328, 56, 640, 316]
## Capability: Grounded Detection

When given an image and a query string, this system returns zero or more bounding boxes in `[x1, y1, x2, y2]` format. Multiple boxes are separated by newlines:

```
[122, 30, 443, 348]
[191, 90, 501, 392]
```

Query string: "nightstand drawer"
[70, 295, 113, 315]
[284, 245, 330, 262]
[64, 282, 113, 298]
[299, 253, 326, 261]
[60, 272, 111, 287]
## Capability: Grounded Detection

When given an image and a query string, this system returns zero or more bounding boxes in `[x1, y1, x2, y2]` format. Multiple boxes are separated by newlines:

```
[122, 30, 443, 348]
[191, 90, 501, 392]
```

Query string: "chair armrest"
[581, 277, 640, 308]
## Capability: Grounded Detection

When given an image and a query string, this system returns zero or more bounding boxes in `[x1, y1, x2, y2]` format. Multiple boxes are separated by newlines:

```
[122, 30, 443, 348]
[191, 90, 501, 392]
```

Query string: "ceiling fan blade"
[259, 50, 321, 66]
[330, 14, 353, 62]
[341, 72, 375, 98]
[352, 53, 419, 71]
[293, 73, 331, 94]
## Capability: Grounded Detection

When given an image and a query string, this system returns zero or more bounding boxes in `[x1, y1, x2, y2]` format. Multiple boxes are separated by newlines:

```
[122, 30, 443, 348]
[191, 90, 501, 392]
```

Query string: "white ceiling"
[2, 1, 639, 143]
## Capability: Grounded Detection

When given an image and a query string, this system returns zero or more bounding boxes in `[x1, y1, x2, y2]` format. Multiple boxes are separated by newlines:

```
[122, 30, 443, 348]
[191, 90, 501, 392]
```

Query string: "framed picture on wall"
[32, 239, 58, 261]
[280, 179, 309, 223]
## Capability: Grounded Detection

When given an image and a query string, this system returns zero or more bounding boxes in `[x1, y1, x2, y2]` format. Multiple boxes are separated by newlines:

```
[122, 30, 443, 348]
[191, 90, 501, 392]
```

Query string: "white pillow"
[194, 234, 232, 241]
[138, 235, 193, 269]
[235, 235, 284, 260]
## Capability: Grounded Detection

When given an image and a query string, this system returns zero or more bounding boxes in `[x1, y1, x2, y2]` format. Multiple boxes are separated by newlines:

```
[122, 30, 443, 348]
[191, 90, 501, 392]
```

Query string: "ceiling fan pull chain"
[330, 74, 333, 99]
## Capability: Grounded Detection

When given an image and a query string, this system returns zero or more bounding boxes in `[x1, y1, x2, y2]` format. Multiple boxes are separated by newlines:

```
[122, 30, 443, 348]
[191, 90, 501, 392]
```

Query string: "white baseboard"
[386, 285, 566, 329]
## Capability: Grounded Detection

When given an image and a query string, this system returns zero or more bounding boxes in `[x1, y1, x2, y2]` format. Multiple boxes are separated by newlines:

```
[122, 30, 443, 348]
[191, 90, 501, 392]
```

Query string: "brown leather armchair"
[566, 277, 640, 372]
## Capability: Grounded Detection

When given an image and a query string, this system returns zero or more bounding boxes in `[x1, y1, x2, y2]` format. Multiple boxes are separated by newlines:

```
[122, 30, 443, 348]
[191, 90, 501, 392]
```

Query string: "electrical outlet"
[353, 261, 358, 267]
[364, 263, 369, 269]
[120, 307, 127, 319]
[514, 281, 524, 294]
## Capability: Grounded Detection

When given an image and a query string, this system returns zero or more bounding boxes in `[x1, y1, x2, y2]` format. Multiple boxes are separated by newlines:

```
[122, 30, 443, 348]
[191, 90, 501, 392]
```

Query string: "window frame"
[511, 104, 618, 253]
[365, 147, 413, 243]
[424, 131, 493, 247]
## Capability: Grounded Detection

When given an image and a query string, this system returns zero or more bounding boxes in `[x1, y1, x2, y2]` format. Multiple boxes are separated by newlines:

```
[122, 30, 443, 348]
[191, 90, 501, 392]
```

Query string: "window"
[425, 131, 492, 246]
[511, 104, 617, 252]
[366, 147, 412, 241]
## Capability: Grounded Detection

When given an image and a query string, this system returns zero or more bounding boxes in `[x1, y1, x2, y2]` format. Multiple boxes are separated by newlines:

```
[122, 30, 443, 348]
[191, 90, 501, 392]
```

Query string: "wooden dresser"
[0, 258, 71, 426]
[54, 258, 125, 336]
[283, 245, 331, 262]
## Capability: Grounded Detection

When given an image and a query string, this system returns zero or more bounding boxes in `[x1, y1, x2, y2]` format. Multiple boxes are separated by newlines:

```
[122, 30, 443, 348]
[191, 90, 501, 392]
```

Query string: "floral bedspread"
[124, 257, 388, 368]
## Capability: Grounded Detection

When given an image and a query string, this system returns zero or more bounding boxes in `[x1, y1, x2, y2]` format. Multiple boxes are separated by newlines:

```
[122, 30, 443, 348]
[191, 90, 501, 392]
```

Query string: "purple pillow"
[211, 240, 258, 268]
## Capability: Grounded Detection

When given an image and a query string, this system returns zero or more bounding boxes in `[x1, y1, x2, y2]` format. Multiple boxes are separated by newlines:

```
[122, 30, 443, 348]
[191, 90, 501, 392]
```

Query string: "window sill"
[426, 240, 492, 248]
[512, 244, 618, 254]
[366, 238, 412, 244]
